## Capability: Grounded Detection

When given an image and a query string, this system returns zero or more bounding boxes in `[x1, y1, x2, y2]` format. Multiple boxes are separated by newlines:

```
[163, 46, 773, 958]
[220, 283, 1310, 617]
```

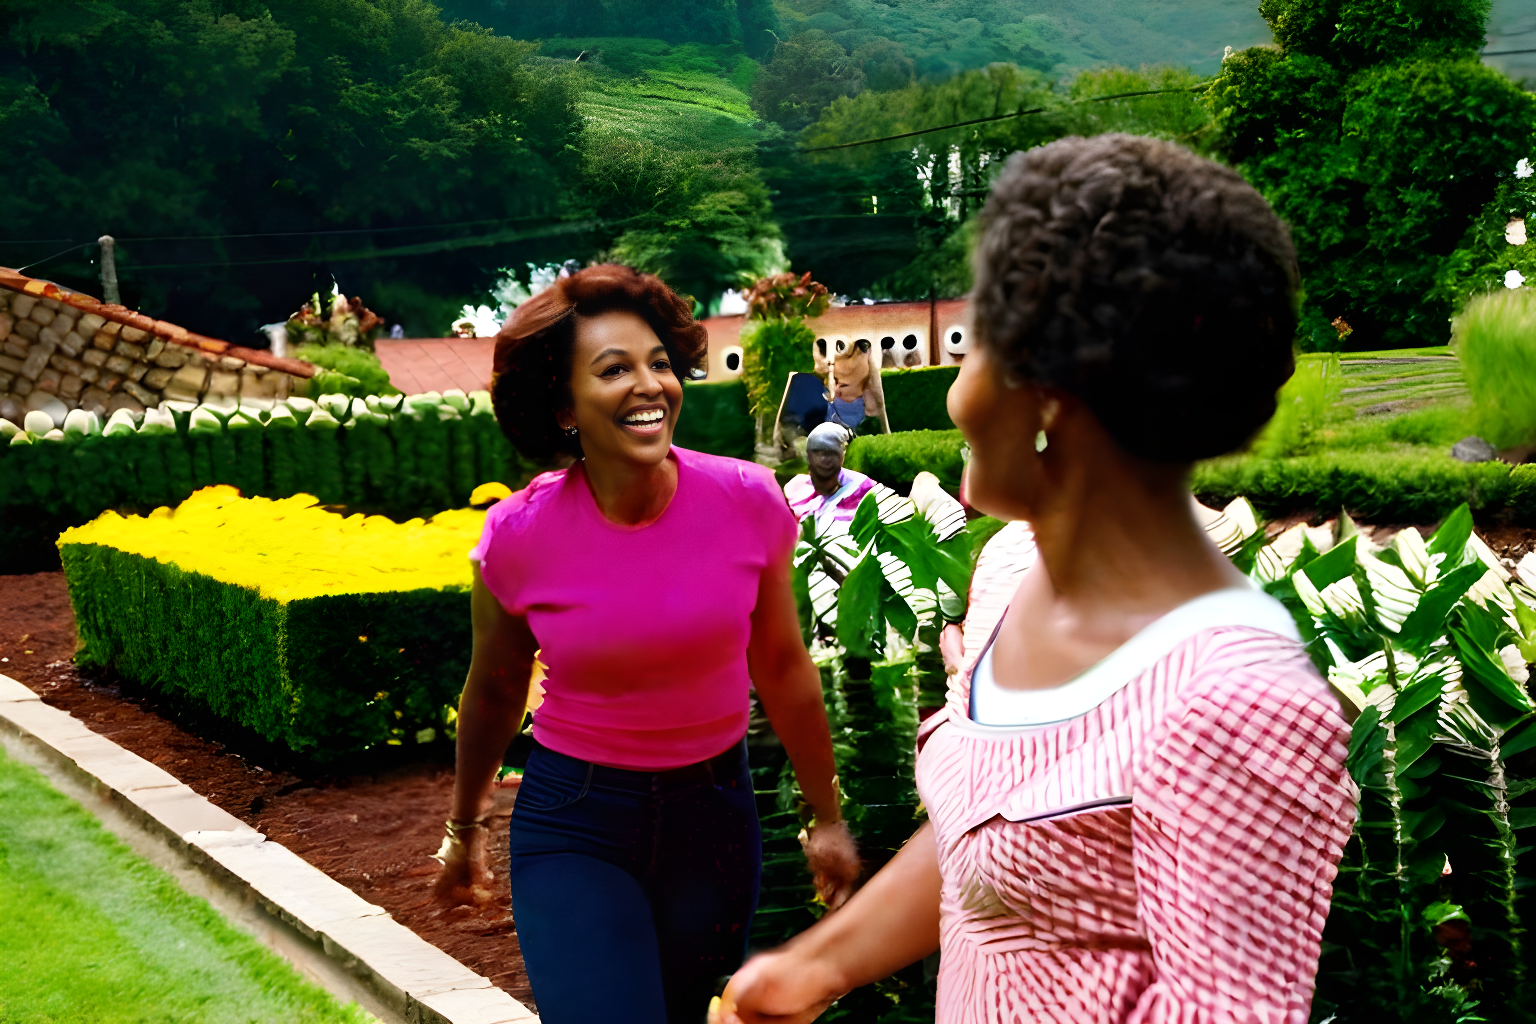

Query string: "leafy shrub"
[1453, 289, 1536, 449]
[844, 429, 965, 495]
[740, 317, 816, 421]
[881, 365, 958, 433]
[295, 344, 398, 397]
[1436, 154, 1536, 311]
[60, 488, 483, 756]
[674, 379, 755, 460]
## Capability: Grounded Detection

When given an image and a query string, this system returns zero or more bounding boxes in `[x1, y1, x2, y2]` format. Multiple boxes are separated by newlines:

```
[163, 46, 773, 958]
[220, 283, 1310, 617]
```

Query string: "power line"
[799, 86, 1209, 153]
[0, 217, 556, 248]
[1482, 48, 1536, 56]
[17, 242, 91, 273]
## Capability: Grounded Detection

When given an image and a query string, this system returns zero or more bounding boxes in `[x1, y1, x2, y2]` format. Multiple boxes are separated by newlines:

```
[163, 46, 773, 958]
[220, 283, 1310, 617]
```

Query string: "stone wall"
[0, 277, 315, 427]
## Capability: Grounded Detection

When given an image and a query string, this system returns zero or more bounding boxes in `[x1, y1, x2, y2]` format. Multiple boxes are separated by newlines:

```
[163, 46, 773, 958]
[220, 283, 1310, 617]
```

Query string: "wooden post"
[98, 235, 120, 304]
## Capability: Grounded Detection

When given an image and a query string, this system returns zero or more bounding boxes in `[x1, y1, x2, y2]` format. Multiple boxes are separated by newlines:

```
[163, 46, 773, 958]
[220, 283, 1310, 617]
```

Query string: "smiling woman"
[438, 265, 859, 1024]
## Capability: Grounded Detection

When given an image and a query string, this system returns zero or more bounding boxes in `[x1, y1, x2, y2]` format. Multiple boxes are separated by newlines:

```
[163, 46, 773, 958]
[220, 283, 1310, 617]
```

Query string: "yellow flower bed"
[59, 485, 484, 602]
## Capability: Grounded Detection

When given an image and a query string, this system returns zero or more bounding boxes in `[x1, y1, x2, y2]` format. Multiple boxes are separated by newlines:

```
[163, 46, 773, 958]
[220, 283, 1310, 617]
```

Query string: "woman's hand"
[801, 820, 861, 911]
[939, 623, 965, 678]
[710, 947, 845, 1024]
[432, 827, 494, 905]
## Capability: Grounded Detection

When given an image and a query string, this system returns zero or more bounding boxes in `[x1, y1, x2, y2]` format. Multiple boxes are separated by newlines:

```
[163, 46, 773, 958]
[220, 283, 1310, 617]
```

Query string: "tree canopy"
[1212, 0, 1536, 349]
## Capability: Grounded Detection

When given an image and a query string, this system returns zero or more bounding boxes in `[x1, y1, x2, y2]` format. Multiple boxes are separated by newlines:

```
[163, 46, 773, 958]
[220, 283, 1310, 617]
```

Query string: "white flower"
[1500, 644, 1531, 684]
[1518, 158, 1534, 179]
[1508, 218, 1528, 246]
[1506, 269, 1526, 290]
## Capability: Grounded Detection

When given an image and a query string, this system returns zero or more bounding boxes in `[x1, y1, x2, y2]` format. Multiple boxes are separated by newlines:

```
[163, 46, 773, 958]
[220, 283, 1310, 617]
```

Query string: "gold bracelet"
[445, 817, 488, 836]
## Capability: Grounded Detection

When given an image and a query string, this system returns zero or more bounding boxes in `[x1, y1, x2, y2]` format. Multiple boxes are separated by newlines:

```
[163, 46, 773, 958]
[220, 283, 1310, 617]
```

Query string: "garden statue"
[829, 337, 891, 433]
[782, 423, 877, 528]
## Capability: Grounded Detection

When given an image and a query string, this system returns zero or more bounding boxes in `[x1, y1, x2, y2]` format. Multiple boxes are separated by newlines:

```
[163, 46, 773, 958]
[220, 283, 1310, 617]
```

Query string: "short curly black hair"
[972, 133, 1299, 463]
[491, 264, 708, 462]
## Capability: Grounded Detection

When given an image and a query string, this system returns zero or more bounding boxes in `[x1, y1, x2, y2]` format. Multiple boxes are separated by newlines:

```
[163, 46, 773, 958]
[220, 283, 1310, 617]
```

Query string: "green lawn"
[0, 748, 371, 1024]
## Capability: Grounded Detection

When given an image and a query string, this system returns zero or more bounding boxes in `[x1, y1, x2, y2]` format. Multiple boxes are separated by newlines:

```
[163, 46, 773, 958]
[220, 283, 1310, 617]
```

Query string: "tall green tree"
[1210, 0, 1536, 349]
[0, 0, 583, 339]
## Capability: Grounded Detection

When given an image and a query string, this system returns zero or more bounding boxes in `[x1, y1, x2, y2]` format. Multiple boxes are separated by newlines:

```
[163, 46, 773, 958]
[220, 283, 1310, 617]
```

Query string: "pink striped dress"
[914, 522, 1357, 1023]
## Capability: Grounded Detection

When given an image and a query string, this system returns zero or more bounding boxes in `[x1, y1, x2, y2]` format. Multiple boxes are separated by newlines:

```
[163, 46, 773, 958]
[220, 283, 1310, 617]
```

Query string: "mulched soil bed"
[0, 572, 531, 1006]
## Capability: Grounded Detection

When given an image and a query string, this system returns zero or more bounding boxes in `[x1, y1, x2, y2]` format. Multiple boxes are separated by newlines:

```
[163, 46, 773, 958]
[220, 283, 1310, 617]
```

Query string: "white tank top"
[968, 586, 1302, 728]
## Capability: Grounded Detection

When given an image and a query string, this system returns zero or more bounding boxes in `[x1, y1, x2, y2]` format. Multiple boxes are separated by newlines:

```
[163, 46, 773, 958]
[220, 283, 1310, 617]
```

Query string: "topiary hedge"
[844, 429, 966, 496]
[675, 378, 755, 461]
[59, 488, 482, 756]
[880, 365, 958, 433]
[0, 391, 534, 573]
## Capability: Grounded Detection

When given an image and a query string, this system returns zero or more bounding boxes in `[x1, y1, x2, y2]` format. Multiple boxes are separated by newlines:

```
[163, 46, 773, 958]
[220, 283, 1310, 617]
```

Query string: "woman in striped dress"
[716, 134, 1357, 1023]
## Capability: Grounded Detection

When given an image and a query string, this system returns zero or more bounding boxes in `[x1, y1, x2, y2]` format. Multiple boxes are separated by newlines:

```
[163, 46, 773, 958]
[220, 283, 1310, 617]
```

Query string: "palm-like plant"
[1252, 505, 1536, 1022]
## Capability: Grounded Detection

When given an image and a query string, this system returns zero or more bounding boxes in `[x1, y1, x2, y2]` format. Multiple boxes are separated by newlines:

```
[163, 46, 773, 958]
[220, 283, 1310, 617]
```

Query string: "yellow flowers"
[59, 485, 485, 602]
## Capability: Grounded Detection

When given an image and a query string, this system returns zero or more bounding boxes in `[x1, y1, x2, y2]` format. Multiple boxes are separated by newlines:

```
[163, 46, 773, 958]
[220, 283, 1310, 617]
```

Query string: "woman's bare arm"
[436, 565, 537, 900]
[717, 822, 943, 1024]
[747, 550, 860, 907]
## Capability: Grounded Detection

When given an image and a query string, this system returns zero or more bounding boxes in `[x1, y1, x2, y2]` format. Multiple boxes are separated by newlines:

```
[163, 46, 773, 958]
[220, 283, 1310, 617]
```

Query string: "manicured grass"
[0, 747, 370, 1024]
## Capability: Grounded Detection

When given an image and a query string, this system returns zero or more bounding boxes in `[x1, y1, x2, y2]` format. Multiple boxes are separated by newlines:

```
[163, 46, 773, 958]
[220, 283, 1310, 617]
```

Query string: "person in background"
[782, 423, 876, 528]
[716, 135, 1356, 1023]
[434, 264, 860, 1024]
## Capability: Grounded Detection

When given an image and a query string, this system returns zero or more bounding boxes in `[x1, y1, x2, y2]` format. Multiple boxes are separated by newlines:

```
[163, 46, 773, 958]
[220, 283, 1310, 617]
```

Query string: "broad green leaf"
[1401, 804, 1447, 842]
[1303, 535, 1358, 589]
[1508, 807, 1536, 829]
[1402, 752, 1441, 778]
[1449, 620, 1535, 714]
[882, 586, 918, 642]
[1391, 674, 1445, 724]
[1500, 716, 1536, 759]
[849, 491, 881, 548]
[1427, 504, 1474, 567]
[836, 553, 885, 658]
[1396, 562, 1486, 656]
[1394, 700, 1440, 772]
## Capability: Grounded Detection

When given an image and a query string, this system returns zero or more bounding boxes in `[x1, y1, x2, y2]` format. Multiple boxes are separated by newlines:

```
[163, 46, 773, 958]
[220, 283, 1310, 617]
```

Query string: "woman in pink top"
[717, 136, 1356, 1023]
[434, 265, 858, 1023]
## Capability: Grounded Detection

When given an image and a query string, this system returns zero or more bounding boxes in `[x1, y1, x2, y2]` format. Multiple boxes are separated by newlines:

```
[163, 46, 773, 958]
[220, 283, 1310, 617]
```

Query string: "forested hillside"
[1, 0, 1530, 348]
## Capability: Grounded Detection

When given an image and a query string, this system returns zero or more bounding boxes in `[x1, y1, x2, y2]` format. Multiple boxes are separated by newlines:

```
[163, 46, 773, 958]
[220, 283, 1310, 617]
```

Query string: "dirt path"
[0, 572, 531, 1006]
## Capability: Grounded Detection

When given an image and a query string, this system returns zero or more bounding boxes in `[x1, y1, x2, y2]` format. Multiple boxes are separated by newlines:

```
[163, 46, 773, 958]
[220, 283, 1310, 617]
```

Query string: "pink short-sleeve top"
[915, 522, 1358, 1023]
[469, 446, 799, 771]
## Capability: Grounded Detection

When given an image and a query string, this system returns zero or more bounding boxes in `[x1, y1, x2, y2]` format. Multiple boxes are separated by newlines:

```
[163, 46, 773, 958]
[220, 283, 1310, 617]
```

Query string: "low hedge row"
[59, 488, 482, 756]
[0, 391, 532, 572]
[844, 429, 966, 495]
[844, 429, 1536, 524]
[1193, 450, 1536, 523]
[880, 365, 959, 433]
[676, 379, 754, 460]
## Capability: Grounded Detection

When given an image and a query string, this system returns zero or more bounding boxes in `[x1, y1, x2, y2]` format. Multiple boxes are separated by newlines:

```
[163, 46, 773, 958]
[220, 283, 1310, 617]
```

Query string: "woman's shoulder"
[675, 447, 785, 509]
[482, 468, 570, 536]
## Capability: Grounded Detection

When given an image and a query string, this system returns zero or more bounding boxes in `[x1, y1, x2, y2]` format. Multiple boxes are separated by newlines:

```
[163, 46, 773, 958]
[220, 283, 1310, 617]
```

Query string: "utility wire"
[799, 86, 1209, 152]
[17, 242, 90, 273]
[1482, 48, 1536, 55]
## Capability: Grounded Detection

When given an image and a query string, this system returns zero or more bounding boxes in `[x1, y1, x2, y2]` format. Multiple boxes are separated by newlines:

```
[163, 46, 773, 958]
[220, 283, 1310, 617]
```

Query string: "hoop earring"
[564, 424, 578, 437]
[1035, 429, 1048, 453]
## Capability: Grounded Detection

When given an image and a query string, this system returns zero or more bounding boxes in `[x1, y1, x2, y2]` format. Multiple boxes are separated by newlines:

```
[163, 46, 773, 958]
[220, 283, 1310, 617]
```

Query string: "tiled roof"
[374, 337, 494, 396]
[0, 267, 316, 378]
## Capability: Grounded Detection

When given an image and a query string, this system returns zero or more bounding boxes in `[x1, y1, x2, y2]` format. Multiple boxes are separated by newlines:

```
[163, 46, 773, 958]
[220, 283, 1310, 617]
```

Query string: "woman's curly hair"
[491, 264, 708, 462]
[972, 133, 1299, 463]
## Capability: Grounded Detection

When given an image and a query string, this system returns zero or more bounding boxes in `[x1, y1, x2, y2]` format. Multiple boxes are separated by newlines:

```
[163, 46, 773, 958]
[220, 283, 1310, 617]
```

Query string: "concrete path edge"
[0, 673, 536, 1024]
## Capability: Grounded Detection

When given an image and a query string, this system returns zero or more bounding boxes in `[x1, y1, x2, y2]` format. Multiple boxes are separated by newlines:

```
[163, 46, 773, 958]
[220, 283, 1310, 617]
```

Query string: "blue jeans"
[508, 739, 762, 1024]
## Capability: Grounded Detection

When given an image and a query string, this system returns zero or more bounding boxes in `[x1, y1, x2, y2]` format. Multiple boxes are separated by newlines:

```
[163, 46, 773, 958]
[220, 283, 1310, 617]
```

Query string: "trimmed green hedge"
[1, 393, 529, 573]
[675, 378, 755, 460]
[62, 539, 473, 757]
[881, 365, 958, 433]
[845, 429, 966, 495]
[1193, 451, 1536, 524]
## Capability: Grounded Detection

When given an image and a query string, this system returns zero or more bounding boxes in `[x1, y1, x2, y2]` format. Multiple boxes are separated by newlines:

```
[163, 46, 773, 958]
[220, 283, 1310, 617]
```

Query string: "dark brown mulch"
[0, 572, 531, 1005]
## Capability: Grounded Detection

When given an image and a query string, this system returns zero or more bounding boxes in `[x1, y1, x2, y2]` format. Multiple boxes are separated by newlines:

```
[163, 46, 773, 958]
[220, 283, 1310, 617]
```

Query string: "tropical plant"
[1451, 289, 1536, 451]
[1248, 505, 1536, 1021]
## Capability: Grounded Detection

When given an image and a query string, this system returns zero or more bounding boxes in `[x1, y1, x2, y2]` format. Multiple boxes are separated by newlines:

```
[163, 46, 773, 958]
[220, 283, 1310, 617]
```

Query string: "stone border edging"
[0, 674, 536, 1024]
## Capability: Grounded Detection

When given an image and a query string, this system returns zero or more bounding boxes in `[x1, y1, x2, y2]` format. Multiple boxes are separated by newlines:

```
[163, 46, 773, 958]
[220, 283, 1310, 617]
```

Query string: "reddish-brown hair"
[491, 264, 708, 461]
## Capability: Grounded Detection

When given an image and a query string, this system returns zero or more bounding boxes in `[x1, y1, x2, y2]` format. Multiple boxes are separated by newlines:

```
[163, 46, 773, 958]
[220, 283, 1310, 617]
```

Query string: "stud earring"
[1035, 429, 1048, 453]
[564, 424, 578, 436]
